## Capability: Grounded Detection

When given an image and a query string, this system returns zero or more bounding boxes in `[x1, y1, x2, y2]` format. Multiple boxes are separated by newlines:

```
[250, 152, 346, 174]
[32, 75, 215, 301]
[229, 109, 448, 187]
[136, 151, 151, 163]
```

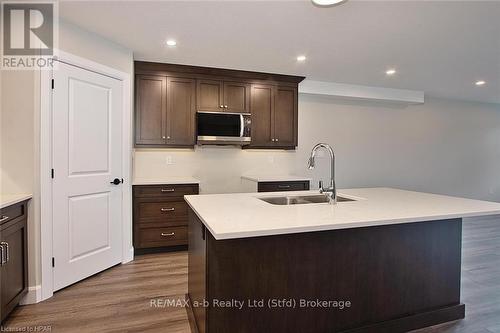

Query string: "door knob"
[110, 178, 123, 185]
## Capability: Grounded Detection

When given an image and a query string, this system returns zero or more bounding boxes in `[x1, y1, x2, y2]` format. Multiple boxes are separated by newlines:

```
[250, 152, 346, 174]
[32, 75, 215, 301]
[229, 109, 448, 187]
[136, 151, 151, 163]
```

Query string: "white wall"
[135, 96, 500, 202]
[0, 19, 133, 289]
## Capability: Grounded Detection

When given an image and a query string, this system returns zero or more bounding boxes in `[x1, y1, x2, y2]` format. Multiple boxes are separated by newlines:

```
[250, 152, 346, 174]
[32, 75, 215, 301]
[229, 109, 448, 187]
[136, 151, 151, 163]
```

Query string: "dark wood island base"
[187, 208, 465, 333]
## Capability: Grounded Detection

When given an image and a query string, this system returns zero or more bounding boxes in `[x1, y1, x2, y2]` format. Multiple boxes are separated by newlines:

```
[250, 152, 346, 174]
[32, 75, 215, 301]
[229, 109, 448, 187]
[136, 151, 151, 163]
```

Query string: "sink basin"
[259, 194, 355, 205]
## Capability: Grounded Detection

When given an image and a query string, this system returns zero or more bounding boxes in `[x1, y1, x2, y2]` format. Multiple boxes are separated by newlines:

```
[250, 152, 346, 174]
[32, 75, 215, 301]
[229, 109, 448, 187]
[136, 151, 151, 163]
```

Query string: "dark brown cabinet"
[134, 61, 304, 149]
[133, 184, 199, 252]
[257, 180, 309, 192]
[135, 75, 166, 146]
[0, 200, 29, 323]
[135, 75, 196, 148]
[249, 84, 298, 149]
[197, 79, 250, 113]
[167, 77, 196, 146]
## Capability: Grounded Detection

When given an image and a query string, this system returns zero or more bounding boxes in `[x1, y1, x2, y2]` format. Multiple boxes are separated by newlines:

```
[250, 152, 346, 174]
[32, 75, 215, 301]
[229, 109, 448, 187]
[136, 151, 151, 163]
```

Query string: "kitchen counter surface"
[0, 194, 32, 209]
[185, 187, 500, 240]
[241, 174, 311, 182]
[133, 177, 200, 185]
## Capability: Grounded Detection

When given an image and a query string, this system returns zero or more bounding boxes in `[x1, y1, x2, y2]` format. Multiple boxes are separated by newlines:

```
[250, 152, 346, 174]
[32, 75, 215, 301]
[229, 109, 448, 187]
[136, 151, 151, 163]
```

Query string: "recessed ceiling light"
[297, 55, 307, 62]
[475, 80, 486, 86]
[312, 0, 348, 6]
[166, 39, 177, 47]
[386, 69, 397, 76]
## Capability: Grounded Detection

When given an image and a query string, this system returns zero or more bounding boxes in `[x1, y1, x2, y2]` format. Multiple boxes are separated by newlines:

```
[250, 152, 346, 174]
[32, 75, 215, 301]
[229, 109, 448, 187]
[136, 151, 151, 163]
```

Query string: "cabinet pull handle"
[161, 232, 175, 237]
[220, 105, 224, 108]
[0, 215, 9, 222]
[0, 242, 8, 265]
[0, 244, 4, 266]
[161, 188, 175, 192]
[160, 208, 175, 212]
[278, 185, 291, 189]
[275, 138, 279, 142]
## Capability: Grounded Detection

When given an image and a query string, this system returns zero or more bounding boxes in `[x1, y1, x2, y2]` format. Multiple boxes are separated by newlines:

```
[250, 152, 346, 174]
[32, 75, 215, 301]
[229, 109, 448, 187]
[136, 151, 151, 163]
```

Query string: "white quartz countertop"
[133, 177, 200, 185]
[241, 175, 311, 182]
[0, 194, 32, 209]
[184, 188, 500, 240]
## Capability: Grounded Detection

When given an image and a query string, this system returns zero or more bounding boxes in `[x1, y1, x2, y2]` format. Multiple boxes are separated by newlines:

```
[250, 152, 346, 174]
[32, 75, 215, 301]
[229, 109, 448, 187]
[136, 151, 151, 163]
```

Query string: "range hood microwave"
[197, 111, 251, 145]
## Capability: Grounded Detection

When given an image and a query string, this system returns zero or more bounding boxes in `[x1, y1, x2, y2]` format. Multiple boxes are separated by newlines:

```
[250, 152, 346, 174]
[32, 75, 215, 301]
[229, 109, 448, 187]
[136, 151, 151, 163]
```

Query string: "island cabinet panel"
[187, 212, 464, 333]
[0, 200, 29, 323]
[133, 184, 199, 252]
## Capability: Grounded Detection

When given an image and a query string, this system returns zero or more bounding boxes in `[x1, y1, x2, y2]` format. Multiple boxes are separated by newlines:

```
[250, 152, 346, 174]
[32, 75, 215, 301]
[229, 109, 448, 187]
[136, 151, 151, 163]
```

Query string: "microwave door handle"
[240, 114, 244, 138]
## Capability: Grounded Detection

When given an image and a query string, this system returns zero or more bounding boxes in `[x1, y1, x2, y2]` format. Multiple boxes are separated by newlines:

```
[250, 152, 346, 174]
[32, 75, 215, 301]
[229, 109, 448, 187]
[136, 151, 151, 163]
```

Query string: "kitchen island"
[184, 188, 500, 333]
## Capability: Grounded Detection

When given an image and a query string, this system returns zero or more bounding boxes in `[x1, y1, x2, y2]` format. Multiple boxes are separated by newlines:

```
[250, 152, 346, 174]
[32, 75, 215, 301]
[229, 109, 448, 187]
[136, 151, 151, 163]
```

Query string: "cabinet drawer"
[136, 226, 187, 248]
[258, 181, 310, 193]
[136, 201, 188, 222]
[0, 202, 26, 226]
[134, 184, 198, 198]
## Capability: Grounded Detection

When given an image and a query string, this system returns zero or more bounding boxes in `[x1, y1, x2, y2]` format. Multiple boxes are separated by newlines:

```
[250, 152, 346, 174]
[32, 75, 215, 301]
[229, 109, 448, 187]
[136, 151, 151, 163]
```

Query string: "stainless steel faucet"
[307, 143, 337, 204]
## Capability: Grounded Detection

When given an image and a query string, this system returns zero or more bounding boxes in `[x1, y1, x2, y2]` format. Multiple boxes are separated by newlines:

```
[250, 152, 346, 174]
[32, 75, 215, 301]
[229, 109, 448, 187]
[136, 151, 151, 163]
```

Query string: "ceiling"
[60, 0, 500, 104]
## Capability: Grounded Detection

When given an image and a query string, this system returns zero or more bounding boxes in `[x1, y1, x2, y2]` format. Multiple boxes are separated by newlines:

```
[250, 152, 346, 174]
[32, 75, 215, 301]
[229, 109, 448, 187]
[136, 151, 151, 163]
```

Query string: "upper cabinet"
[135, 74, 195, 147]
[248, 84, 298, 149]
[135, 75, 167, 146]
[134, 61, 304, 149]
[197, 80, 250, 113]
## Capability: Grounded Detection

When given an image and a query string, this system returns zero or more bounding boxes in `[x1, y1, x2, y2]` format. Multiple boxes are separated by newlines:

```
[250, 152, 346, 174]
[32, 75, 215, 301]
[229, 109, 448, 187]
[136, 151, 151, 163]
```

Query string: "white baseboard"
[20, 285, 42, 305]
[122, 246, 134, 264]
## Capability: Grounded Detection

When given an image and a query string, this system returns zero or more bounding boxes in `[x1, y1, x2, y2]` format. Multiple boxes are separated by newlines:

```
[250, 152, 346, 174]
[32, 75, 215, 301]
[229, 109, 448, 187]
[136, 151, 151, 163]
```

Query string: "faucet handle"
[319, 180, 323, 191]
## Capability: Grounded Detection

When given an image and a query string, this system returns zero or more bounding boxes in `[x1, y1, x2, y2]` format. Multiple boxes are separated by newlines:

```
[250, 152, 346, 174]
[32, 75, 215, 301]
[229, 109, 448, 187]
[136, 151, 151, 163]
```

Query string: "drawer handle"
[0, 242, 8, 265]
[161, 232, 175, 237]
[161, 189, 175, 192]
[278, 185, 291, 189]
[0, 215, 9, 222]
[160, 208, 175, 212]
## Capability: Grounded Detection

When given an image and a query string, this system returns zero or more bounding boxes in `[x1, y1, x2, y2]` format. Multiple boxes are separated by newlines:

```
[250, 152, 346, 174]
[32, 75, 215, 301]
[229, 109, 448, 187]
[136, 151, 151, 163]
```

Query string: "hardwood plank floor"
[3, 217, 500, 333]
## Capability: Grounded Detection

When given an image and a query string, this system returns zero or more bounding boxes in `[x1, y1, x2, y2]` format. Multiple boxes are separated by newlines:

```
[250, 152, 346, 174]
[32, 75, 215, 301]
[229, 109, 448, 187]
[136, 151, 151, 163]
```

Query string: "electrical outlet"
[165, 156, 173, 165]
[268, 156, 275, 164]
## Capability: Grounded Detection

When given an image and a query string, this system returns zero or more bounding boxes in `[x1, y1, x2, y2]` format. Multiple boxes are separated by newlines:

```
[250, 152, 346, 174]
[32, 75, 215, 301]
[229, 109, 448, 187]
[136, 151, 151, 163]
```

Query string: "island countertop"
[184, 187, 500, 240]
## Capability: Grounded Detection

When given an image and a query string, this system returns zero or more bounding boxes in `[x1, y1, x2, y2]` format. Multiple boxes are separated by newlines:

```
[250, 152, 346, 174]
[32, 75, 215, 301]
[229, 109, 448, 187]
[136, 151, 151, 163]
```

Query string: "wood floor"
[3, 217, 500, 333]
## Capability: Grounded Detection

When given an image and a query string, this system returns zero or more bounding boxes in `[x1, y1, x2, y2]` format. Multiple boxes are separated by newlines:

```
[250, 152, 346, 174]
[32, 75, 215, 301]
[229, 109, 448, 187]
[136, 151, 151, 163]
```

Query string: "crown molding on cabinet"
[299, 80, 425, 104]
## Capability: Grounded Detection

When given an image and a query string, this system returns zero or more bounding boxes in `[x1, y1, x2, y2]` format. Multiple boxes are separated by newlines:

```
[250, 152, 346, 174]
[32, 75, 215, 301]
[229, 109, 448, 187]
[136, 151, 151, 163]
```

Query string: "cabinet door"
[249, 84, 274, 147]
[166, 77, 196, 146]
[223, 81, 250, 113]
[197, 79, 223, 112]
[273, 86, 297, 148]
[135, 75, 167, 146]
[1, 219, 28, 322]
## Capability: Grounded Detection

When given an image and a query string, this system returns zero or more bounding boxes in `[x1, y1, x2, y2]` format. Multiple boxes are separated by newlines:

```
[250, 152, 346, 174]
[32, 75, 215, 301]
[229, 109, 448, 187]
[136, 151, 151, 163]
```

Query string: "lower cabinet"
[0, 200, 29, 323]
[133, 184, 199, 251]
[258, 181, 310, 193]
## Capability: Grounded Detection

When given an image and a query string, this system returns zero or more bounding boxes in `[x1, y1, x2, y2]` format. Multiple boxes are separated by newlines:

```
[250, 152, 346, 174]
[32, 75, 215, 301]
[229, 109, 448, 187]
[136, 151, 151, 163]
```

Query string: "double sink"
[259, 194, 355, 205]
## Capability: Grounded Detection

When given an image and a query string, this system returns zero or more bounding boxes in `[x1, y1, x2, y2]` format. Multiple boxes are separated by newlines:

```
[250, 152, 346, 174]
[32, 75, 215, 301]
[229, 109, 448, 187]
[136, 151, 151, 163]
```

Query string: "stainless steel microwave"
[197, 111, 251, 145]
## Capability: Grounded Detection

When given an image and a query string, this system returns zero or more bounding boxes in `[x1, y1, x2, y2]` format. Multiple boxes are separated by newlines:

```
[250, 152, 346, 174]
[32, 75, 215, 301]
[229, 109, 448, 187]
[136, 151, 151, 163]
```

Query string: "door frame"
[40, 50, 132, 301]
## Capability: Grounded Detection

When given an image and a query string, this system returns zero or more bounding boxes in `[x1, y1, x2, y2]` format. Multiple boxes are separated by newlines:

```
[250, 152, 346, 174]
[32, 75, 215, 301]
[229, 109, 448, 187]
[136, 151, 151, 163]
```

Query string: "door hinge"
[51, 169, 54, 179]
[51, 79, 54, 89]
[52, 257, 55, 267]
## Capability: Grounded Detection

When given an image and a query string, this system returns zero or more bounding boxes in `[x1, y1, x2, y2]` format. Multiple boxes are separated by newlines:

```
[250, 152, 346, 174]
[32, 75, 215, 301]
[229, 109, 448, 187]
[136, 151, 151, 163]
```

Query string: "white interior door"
[52, 61, 123, 291]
